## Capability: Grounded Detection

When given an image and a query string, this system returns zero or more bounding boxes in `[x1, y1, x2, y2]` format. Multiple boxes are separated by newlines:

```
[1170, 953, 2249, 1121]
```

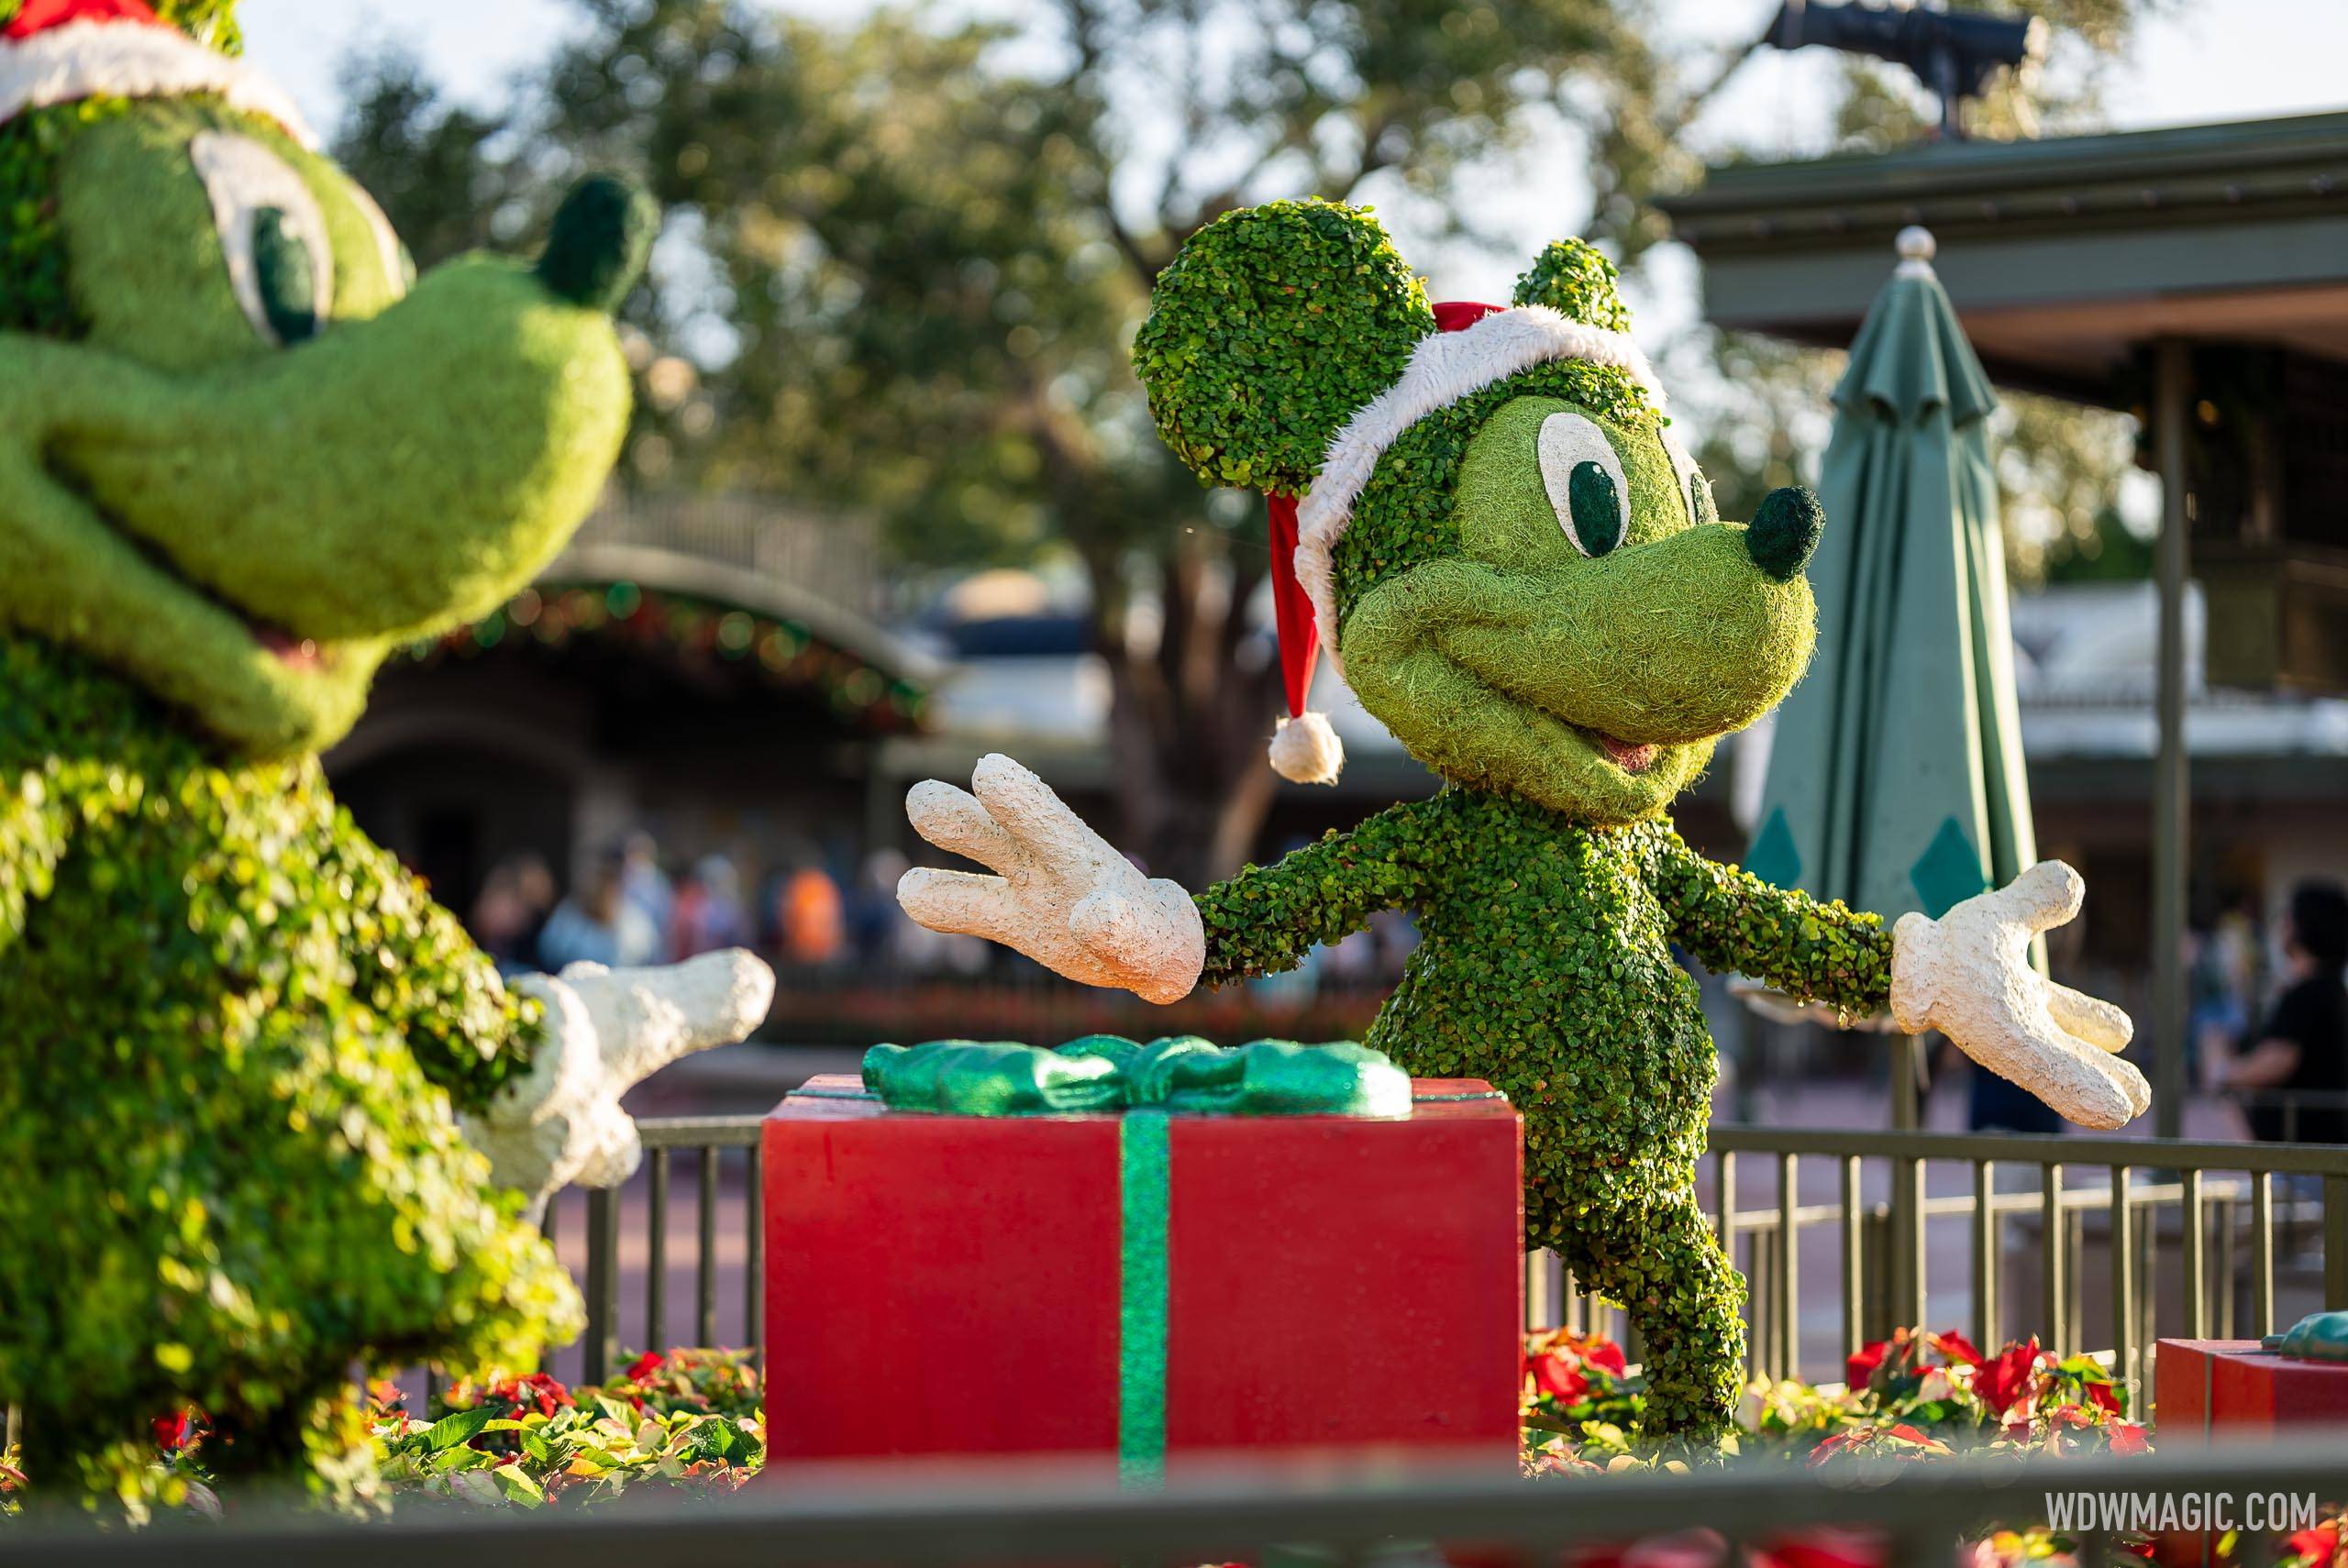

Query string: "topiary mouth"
[1582, 730, 1662, 774]
[44, 454, 344, 675]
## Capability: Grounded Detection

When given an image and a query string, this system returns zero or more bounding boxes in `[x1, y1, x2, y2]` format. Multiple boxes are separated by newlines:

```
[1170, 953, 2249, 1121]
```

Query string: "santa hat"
[1260, 296, 1665, 785]
[1, 0, 316, 145]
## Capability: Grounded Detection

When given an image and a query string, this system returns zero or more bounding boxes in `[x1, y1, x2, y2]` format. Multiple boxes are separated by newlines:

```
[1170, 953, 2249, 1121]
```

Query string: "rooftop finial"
[1895, 225, 1937, 278]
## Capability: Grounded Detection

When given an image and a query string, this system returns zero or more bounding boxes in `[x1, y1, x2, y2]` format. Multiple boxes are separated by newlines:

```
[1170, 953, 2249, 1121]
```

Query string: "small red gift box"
[2156, 1339, 2348, 1438]
[761, 1073, 1523, 1475]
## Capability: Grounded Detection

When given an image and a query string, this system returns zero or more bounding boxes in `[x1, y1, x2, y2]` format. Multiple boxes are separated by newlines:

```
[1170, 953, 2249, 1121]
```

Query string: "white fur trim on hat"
[0, 18, 317, 147]
[1268, 710, 1343, 785]
[1291, 304, 1666, 656]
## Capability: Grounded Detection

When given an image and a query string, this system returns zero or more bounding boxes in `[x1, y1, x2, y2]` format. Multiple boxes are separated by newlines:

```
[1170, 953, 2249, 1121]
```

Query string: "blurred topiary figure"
[0, 0, 771, 1504]
[900, 199, 2146, 1437]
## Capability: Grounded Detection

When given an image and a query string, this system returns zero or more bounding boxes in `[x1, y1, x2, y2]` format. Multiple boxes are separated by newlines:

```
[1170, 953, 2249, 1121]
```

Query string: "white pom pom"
[1268, 711, 1344, 785]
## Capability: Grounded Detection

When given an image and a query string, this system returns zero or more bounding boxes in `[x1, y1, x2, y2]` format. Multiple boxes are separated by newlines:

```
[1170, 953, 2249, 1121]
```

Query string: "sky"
[241, 0, 2348, 162]
[242, 0, 2348, 314]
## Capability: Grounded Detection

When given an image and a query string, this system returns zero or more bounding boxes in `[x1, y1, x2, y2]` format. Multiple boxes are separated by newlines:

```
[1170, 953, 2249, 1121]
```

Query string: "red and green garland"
[406, 581, 928, 733]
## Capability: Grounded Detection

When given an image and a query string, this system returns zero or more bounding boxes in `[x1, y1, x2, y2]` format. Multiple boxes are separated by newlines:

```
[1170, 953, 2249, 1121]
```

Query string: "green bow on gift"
[2265, 1310, 2348, 1363]
[861, 1034, 1413, 1119]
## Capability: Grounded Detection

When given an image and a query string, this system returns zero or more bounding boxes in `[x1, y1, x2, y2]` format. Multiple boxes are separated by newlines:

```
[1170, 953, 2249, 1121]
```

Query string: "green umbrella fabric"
[1744, 241, 2036, 942]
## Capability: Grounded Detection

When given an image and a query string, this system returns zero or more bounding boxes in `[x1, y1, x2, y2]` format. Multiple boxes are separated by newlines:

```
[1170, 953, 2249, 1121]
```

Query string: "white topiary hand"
[466, 948, 775, 1213]
[1889, 860, 2147, 1130]
[896, 753, 1205, 1005]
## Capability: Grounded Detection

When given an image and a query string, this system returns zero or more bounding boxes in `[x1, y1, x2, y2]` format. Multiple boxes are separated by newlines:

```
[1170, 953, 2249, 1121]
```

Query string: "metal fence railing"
[23, 1439, 2348, 1564]
[541, 1116, 2348, 1411]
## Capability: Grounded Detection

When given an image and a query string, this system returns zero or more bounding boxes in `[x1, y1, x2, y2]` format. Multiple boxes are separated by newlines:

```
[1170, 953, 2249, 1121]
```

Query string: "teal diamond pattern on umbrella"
[1910, 815, 1988, 920]
[1743, 806, 1802, 890]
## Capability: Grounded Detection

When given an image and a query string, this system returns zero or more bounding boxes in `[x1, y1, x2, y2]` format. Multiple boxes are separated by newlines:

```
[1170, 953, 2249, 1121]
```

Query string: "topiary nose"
[1747, 485, 1824, 582]
[535, 172, 658, 313]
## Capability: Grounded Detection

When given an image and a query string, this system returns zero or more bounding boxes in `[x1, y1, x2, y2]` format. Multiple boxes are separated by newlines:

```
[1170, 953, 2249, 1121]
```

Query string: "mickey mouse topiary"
[0, 0, 770, 1502]
[900, 199, 2146, 1437]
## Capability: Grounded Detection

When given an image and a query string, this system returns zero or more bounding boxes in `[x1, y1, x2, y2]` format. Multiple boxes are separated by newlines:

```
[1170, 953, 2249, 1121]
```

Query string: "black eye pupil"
[1567, 459, 1623, 556]
[251, 206, 319, 345]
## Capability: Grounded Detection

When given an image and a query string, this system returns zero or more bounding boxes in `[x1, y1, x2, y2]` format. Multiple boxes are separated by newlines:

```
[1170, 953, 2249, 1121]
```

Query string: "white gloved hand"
[465, 948, 775, 1212]
[1889, 860, 2147, 1130]
[896, 753, 1204, 1005]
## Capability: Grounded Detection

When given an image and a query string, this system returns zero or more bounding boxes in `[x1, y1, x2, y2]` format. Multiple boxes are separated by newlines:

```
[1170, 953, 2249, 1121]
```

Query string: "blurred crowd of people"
[1960, 877, 2348, 1141]
[468, 834, 997, 980]
[464, 831, 1423, 996]
[2199, 879, 2348, 1144]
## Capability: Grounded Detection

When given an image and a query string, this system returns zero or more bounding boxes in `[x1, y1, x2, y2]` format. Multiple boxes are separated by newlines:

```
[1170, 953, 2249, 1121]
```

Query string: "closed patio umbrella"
[1743, 226, 2038, 1122]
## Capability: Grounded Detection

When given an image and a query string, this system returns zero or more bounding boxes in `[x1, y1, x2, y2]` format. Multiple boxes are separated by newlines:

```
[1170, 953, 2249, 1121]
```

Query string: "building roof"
[1659, 110, 2348, 403]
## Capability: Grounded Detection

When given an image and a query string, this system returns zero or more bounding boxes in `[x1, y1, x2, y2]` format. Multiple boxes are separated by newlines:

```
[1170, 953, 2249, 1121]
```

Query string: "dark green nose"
[535, 173, 658, 313]
[1747, 485, 1823, 582]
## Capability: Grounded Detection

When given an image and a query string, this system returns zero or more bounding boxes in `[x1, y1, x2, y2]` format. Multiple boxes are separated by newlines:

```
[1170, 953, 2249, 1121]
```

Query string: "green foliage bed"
[14, 1325, 2348, 1566]
[0, 1326, 2143, 1513]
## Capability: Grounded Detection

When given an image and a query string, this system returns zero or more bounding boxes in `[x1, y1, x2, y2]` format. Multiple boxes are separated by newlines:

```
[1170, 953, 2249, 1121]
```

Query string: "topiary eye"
[189, 131, 336, 347]
[1663, 428, 1716, 526]
[1537, 412, 1629, 558]
[251, 209, 318, 344]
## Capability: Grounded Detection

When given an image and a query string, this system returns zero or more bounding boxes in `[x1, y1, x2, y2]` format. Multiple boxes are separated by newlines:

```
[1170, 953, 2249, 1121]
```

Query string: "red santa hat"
[1, 0, 315, 145]
[1260, 296, 1666, 785]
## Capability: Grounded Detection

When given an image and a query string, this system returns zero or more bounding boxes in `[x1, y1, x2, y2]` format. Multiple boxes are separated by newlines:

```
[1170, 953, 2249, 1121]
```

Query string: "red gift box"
[2156, 1339, 2348, 1439]
[762, 1073, 1523, 1476]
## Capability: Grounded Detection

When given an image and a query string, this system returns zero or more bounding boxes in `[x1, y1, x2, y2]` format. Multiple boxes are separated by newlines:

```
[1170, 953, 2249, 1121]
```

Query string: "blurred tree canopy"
[336, 0, 2162, 884]
[1685, 0, 2167, 575]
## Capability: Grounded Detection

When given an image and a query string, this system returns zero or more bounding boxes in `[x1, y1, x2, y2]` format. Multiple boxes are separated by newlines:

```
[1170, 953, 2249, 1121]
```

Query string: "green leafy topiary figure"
[0, 0, 770, 1504]
[900, 200, 2146, 1437]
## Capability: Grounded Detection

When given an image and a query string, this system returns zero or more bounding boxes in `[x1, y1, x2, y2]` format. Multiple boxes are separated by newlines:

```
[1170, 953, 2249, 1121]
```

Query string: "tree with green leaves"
[334, 0, 2163, 884]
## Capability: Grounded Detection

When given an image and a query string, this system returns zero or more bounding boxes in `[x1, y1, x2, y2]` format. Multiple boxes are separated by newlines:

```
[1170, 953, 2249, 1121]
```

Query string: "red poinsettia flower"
[1584, 1338, 1629, 1377]
[625, 1351, 667, 1383]
[2107, 1422, 2151, 1455]
[1533, 1353, 1591, 1405]
[151, 1408, 198, 1454]
[1808, 1430, 1871, 1467]
[2083, 1378, 2122, 1417]
[1846, 1341, 1890, 1389]
[496, 1370, 574, 1419]
[1759, 1528, 1888, 1568]
[1975, 1338, 2043, 1417]
[2287, 1525, 2338, 1564]
[1930, 1331, 1985, 1368]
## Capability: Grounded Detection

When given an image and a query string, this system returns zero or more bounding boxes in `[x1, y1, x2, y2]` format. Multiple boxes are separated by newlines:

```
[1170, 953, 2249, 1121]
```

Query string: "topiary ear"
[153, 0, 244, 50]
[1512, 239, 1631, 333]
[1133, 199, 1434, 495]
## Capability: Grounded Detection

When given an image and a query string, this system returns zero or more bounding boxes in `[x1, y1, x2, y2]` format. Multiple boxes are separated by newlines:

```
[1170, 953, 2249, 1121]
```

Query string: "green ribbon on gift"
[859, 1035, 1411, 1481]
[860, 1033, 1412, 1119]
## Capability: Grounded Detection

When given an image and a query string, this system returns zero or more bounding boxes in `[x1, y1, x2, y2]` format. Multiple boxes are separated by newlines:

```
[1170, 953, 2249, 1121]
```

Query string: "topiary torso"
[0, 635, 579, 1482]
[1197, 789, 1888, 1426]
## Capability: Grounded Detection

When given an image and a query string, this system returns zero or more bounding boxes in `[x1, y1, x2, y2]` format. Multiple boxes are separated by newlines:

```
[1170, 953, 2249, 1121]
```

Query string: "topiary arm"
[325, 818, 542, 1113]
[1197, 799, 1434, 987]
[1642, 820, 1893, 1016]
[326, 819, 772, 1208]
[0, 764, 76, 959]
